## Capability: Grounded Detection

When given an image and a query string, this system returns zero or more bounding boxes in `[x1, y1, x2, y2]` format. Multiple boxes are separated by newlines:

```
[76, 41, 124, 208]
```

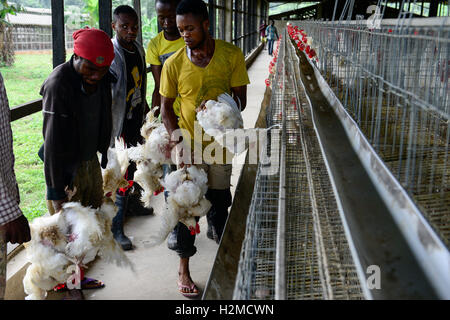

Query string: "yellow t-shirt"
[160, 40, 250, 160]
[146, 31, 185, 116]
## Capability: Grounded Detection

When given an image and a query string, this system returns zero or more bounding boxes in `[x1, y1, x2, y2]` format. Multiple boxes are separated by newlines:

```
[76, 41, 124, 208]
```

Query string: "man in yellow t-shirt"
[160, 0, 250, 298]
[147, 0, 184, 117]
[147, 0, 185, 202]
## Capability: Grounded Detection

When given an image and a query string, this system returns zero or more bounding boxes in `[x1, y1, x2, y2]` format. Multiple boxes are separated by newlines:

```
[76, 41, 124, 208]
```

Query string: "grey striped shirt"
[0, 72, 22, 226]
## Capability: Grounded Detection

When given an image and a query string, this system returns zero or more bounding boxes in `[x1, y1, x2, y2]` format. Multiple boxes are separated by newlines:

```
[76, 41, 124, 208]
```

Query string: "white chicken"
[197, 93, 243, 138]
[100, 137, 130, 201]
[137, 107, 172, 165]
[145, 166, 211, 247]
[127, 143, 164, 208]
[149, 124, 173, 164]
[140, 108, 161, 140]
[197, 93, 251, 155]
[126, 108, 171, 207]
[23, 200, 134, 300]
[197, 93, 279, 156]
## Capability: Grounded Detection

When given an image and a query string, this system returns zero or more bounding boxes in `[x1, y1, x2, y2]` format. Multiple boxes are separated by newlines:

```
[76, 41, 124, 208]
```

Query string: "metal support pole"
[133, 0, 143, 44]
[99, 0, 112, 38]
[209, 0, 215, 37]
[51, 0, 65, 68]
[225, 0, 233, 43]
[429, 0, 439, 17]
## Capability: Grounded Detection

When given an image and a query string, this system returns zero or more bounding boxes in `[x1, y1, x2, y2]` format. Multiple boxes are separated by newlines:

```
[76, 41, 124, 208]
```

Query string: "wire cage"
[233, 36, 284, 300]
[296, 12, 449, 248]
[233, 30, 364, 300]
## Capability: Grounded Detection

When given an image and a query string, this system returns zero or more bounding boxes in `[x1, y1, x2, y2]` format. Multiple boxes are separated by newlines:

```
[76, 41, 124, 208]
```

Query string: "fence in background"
[11, 25, 76, 51]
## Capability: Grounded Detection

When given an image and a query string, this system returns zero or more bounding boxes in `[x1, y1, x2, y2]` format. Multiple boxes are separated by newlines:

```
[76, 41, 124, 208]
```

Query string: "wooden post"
[99, 0, 112, 38]
[133, 0, 143, 45]
[51, 0, 65, 68]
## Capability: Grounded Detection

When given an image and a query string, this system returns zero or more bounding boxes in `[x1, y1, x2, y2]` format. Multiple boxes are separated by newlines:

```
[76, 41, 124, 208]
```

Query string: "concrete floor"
[5, 48, 272, 300]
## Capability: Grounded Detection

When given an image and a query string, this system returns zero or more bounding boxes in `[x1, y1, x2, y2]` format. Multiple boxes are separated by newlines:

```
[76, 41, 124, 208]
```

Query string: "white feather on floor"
[144, 166, 211, 247]
[23, 200, 134, 300]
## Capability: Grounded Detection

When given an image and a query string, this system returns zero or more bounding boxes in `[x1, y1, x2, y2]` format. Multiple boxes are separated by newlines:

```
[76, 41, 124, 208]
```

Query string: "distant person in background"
[266, 19, 279, 56]
[259, 19, 267, 50]
[0, 71, 31, 300]
[110, 4, 152, 252]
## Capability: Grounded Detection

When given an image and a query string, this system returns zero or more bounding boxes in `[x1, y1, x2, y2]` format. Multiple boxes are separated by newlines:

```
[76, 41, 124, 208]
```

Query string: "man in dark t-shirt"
[110, 5, 150, 250]
[121, 46, 144, 146]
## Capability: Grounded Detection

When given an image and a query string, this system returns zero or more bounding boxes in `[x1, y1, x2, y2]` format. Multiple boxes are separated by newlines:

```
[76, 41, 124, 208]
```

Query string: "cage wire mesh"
[233, 30, 364, 300]
[233, 36, 284, 300]
[294, 5, 449, 248]
[284, 40, 363, 300]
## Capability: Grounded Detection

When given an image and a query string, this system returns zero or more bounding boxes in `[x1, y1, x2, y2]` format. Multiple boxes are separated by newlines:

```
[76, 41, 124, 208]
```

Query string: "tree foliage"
[141, 15, 158, 47]
[0, 0, 21, 66]
[1, 0, 21, 24]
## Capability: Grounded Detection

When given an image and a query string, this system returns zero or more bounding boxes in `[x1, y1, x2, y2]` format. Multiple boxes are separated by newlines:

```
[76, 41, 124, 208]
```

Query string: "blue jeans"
[268, 39, 275, 55]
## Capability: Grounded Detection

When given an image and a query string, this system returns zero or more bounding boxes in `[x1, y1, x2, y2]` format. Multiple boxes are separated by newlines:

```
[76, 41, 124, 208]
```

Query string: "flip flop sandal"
[53, 282, 68, 292]
[177, 281, 200, 298]
[53, 277, 104, 292]
[80, 277, 105, 290]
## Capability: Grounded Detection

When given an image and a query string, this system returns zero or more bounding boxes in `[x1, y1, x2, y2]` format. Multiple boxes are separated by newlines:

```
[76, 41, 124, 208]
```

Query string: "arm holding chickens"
[161, 96, 188, 165]
[231, 85, 247, 111]
[150, 64, 163, 117]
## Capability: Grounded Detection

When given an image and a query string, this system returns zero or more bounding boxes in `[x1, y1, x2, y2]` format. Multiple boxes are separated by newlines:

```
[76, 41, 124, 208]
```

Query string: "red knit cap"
[72, 27, 114, 67]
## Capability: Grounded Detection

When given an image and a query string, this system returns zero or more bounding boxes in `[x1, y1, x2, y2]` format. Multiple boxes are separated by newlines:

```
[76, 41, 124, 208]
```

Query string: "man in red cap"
[39, 27, 115, 300]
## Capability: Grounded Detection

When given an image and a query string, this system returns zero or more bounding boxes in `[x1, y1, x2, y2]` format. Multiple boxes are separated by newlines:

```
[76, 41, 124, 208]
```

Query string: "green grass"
[1, 52, 155, 221]
[1, 54, 53, 106]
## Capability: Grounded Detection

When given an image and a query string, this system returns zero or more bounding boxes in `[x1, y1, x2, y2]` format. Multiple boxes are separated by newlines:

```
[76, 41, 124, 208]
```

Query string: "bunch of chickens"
[287, 23, 317, 61]
[23, 200, 133, 300]
[127, 109, 170, 207]
[197, 92, 281, 156]
[197, 93, 244, 137]
[145, 165, 212, 246]
[196, 93, 250, 154]
[101, 137, 130, 201]
[101, 108, 173, 208]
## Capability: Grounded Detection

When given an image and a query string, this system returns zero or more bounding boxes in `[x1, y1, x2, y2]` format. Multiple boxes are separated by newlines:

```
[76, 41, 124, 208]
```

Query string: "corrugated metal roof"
[6, 12, 52, 26]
